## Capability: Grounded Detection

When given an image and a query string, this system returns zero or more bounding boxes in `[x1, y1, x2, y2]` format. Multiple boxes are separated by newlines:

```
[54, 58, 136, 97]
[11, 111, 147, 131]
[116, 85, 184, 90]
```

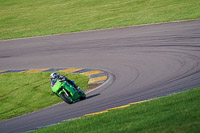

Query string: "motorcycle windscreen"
[51, 78, 57, 87]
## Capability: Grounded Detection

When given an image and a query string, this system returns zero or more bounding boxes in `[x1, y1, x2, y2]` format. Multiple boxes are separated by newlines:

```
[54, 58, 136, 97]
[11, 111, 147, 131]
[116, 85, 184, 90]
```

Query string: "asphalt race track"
[0, 20, 200, 133]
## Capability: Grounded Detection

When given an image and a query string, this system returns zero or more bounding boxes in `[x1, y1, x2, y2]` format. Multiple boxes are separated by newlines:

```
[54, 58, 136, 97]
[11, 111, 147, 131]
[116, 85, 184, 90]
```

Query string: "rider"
[50, 72, 80, 95]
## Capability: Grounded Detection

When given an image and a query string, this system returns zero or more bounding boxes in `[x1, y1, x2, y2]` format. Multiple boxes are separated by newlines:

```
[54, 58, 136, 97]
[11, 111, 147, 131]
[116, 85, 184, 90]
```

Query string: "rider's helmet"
[50, 73, 58, 80]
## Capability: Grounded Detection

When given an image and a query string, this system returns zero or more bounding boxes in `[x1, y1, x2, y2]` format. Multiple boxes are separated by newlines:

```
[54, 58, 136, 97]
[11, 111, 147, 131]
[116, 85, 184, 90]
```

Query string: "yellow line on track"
[82, 70, 104, 76]
[84, 110, 109, 116]
[25, 69, 48, 72]
[107, 104, 131, 111]
[88, 76, 107, 84]
[84, 99, 154, 117]
[60, 68, 83, 73]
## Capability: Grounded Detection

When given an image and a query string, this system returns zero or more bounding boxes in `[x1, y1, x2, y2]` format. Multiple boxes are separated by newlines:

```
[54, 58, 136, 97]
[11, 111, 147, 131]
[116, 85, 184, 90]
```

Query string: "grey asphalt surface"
[0, 20, 200, 133]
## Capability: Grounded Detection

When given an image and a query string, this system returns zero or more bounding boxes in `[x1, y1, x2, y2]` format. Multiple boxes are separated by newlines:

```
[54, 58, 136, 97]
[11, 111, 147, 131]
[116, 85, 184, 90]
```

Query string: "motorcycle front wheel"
[60, 92, 73, 104]
[79, 89, 86, 100]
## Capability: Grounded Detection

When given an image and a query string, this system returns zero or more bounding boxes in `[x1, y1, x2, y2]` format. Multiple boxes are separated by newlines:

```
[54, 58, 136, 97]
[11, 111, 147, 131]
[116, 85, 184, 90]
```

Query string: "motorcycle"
[51, 79, 86, 104]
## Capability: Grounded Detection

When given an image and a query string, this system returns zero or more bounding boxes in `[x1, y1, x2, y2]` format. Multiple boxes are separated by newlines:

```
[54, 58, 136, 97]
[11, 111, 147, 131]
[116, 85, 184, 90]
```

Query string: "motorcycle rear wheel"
[60, 92, 73, 104]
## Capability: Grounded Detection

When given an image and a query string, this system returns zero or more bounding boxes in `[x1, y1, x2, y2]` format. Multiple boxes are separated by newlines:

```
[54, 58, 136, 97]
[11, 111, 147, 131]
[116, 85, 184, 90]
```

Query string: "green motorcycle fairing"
[51, 79, 80, 101]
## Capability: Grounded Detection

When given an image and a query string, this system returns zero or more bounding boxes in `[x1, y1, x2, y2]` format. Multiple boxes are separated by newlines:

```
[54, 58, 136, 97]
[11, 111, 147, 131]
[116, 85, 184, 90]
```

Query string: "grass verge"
[0, 72, 90, 121]
[31, 87, 200, 133]
[0, 0, 200, 40]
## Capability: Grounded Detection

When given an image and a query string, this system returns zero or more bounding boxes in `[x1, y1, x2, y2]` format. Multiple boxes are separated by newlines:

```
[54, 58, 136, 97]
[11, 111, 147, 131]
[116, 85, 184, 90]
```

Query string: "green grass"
[31, 87, 200, 133]
[0, 0, 200, 40]
[0, 72, 90, 121]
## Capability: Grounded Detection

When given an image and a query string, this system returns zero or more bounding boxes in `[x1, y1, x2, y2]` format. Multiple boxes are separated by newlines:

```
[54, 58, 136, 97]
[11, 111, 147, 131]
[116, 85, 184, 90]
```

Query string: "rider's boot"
[76, 87, 82, 94]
